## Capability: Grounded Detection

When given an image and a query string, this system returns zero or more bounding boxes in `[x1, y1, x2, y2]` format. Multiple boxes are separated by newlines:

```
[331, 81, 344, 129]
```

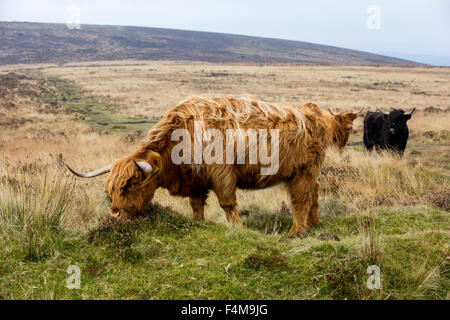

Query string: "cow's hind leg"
[211, 168, 241, 224]
[287, 168, 318, 237]
[307, 182, 320, 227]
[190, 195, 207, 221]
[221, 203, 241, 224]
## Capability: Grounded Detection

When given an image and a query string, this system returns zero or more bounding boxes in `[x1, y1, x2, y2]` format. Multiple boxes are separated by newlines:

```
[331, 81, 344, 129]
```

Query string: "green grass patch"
[0, 196, 448, 299]
[33, 73, 156, 133]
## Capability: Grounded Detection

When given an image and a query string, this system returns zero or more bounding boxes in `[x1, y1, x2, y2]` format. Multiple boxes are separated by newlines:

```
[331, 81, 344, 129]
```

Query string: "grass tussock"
[0, 172, 74, 261]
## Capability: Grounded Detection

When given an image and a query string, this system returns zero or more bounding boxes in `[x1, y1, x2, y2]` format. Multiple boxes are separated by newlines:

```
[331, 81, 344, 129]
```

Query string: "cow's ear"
[147, 151, 162, 174]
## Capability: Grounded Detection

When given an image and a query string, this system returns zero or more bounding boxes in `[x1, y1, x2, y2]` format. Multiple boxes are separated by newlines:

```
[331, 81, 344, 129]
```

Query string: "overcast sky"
[1, 0, 449, 65]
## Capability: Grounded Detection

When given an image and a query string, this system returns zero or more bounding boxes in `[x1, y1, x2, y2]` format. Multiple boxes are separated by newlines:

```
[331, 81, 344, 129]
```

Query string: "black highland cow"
[363, 107, 415, 155]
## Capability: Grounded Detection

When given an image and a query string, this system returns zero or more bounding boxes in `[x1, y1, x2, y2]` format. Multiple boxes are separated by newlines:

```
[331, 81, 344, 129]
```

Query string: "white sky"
[1, 0, 449, 61]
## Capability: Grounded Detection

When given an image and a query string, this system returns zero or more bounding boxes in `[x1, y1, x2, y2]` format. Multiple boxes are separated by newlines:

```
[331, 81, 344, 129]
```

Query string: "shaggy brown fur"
[100, 96, 358, 237]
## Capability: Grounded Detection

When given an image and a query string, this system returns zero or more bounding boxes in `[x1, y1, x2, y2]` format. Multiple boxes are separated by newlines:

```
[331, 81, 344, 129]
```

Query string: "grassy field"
[0, 62, 448, 299]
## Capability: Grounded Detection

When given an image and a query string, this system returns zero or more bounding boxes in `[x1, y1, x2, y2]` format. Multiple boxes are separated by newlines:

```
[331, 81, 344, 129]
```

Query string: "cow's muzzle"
[111, 211, 120, 218]
[110, 209, 135, 219]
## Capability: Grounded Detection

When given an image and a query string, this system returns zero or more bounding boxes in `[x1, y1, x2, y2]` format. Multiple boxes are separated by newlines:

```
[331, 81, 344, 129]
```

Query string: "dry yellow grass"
[3, 61, 448, 117]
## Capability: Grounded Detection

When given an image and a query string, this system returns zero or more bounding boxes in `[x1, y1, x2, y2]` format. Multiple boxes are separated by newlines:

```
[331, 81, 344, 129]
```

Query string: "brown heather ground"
[0, 62, 448, 299]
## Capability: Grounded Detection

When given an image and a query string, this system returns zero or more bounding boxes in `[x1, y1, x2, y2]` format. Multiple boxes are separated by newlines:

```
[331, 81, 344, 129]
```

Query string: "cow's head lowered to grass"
[66, 151, 162, 219]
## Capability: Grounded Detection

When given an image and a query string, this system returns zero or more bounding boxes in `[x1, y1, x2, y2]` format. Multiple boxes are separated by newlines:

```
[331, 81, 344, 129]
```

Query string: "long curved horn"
[66, 163, 111, 178]
[405, 107, 416, 116]
[376, 107, 388, 115]
[134, 161, 153, 175]
[328, 108, 336, 116]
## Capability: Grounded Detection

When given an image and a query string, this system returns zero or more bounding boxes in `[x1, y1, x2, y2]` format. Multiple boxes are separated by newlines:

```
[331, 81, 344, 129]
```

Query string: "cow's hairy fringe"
[106, 160, 140, 194]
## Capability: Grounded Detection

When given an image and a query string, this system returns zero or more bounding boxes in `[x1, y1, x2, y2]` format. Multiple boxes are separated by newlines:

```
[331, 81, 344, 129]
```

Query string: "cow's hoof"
[287, 230, 306, 238]
[307, 220, 320, 228]
[227, 216, 242, 225]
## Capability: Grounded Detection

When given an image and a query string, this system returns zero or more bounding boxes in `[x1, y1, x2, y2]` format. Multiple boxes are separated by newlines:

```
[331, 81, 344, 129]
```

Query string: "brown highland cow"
[67, 96, 360, 237]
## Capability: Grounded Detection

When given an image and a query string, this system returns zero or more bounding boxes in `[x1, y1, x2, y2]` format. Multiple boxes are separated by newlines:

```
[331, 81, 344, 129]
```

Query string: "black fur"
[363, 109, 413, 155]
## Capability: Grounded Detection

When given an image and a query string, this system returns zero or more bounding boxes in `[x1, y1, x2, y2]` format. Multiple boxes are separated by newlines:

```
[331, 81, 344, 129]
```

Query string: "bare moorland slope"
[0, 21, 424, 66]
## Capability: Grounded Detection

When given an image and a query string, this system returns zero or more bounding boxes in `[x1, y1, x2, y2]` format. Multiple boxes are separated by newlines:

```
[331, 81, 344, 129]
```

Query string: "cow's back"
[153, 97, 329, 190]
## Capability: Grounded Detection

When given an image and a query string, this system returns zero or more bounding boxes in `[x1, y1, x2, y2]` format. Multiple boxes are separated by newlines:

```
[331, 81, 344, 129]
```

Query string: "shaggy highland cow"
[363, 107, 415, 155]
[67, 97, 359, 237]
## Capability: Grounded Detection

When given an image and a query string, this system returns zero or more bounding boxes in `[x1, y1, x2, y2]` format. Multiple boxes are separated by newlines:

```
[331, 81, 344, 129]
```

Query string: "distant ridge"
[0, 21, 424, 66]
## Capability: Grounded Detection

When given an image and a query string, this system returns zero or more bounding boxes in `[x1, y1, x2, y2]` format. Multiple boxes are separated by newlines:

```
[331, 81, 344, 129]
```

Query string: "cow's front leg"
[287, 168, 318, 237]
[189, 195, 207, 221]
